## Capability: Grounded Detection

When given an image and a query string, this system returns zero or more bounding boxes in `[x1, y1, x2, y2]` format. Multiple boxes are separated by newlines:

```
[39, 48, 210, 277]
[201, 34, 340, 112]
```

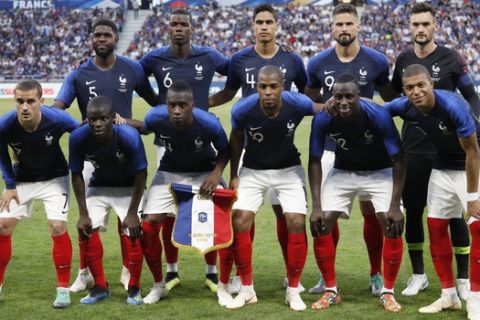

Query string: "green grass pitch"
[0, 97, 468, 319]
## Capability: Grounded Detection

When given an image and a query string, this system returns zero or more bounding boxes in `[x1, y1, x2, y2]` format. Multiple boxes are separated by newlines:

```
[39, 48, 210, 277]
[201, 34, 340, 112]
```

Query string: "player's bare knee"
[284, 213, 305, 233]
[49, 221, 67, 236]
[232, 210, 253, 232]
[0, 218, 18, 235]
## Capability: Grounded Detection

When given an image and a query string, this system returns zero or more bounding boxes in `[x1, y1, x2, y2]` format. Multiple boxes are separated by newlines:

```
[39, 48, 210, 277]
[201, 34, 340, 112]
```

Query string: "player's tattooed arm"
[460, 134, 480, 219]
[72, 172, 92, 239]
[308, 154, 324, 238]
[0, 189, 20, 212]
[386, 152, 406, 237]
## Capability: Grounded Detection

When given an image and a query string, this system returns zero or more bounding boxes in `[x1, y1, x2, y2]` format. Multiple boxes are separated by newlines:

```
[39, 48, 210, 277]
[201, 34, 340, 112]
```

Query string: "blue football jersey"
[307, 46, 390, 102]
[385, 90, 480, 170]
[140, 45, 229, 110]
[231, 91, 314, 170]
[225, 46, 307, 97]
[144, 106, 228, 173]
[69, 124, 148, 187]
[0, 107, 79, 188]
[310, 99, 402, 171]
[56, 55, 154, 120]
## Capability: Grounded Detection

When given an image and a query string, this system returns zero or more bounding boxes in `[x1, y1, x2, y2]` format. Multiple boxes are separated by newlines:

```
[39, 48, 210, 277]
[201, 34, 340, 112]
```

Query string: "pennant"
[170, 183, 236, 255]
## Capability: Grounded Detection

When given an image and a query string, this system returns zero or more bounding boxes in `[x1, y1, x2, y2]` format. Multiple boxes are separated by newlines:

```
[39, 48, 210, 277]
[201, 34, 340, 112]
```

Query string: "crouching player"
[69, 96, 147, 304]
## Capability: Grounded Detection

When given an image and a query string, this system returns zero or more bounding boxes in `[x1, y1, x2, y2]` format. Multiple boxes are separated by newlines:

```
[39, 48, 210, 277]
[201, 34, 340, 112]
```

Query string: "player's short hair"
[332, 4, 358, 18]
[15, 79, 42, 98]
[169, 80, 193, 95]
[334, 72, 360, 91]
[402, 64, 431, 80]
[92, 19, 118, 35]
[258, 65, 284, 83]
[411, 2, 436, 18]
[87, 96, 114, 114]
[169, 8, 193, 24]
[253, 4, 278, 22]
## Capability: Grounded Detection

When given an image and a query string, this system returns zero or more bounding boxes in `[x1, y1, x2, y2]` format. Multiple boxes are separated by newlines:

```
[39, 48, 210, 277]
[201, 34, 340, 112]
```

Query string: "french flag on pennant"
[170, 183, 236, 255]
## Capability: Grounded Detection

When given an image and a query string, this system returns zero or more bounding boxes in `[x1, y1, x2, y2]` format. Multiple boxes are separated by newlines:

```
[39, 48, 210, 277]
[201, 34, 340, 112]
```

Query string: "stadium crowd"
[123, 1, 480, 76]
[0, 6, 124, 81]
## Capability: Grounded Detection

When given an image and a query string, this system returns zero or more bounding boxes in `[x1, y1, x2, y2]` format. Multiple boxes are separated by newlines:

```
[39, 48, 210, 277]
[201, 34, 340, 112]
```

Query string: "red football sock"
[382, 236, 403, 290]
[469, 221, 480, 292]
[332, 221, 340, 249]
[428, 217, 454, 288]
[363, 213, 383, 275]
[78, 237, 87, 270]
[313, 234, 336, 288]
[83, 231, 107, 289]
[204, 250, 217, 267]
[162, 216, 178, 264]
[232, 231, 253, 285]
[118, 217, 129, 268]
[287, 232, 307, 288]
[218, 247, 234, 284]
[276, 214, 289, 269]
[52, 231, 72, 288]
[127, 237, 143, 288]
[0, 234, 12, 284]
[142, 220, 163, 283]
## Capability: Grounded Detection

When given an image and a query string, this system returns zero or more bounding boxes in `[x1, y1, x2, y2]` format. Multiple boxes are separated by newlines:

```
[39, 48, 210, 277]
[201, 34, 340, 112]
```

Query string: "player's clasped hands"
[0, 189, 19, 212]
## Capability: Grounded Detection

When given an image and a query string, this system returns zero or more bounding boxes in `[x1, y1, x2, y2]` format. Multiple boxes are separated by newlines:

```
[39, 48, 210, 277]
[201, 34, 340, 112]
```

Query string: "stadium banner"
[0, 0, 122, 10]
[0, 82, 62, 98]
[170, 183, 236, 255]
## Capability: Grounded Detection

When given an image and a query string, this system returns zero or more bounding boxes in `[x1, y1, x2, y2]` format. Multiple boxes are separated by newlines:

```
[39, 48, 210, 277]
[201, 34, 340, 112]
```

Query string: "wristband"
[466, 192, 479, 202]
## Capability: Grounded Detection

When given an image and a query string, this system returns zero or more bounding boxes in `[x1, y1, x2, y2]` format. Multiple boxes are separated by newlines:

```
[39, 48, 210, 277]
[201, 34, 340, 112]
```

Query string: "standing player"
[0, 80, 79, 308]
[227, 66, 320, 311]
[54, 18, 158, 293]
[140, 8, 230, 292]
[385, 64, 480, 318]
[69, 96, 147, 305]
[305, 3, 399, 295]
[391, 2, 480, 298]
[140, 80, 229, 304]
[208, 3, 307, 297]
[309, 73, 405, 312]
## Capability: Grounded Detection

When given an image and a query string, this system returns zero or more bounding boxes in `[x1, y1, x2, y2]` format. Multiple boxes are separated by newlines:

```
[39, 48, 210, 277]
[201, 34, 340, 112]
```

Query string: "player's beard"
[94, 45, 115, 59]
[413, 34, 433, 47]
[335, 34, 356, 47]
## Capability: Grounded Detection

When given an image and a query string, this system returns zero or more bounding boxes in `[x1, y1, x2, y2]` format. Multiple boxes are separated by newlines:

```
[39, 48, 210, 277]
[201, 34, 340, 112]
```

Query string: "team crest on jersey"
[45, 133, 54, 146]
[431, 63, 440, 81]
[364, 130, 374, 144]
[194, 136, 204, 151]
[116, 150, 126, 163]
[286, 120, 295, 136]
[195, 62, 204, 80]
[118, 74, 127, 92]
[198, 211, 208, 223]
[358, 67, 368, 85]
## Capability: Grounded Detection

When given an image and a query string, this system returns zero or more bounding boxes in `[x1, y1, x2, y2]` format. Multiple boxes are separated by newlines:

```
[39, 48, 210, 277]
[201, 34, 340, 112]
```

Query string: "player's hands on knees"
[0, 189, 20, 212]
[386, 206, 404, 238]
[309, 207, 326, 238]
[124, 213, 142, 240]
[77, 215, 93, 240]
[229, 176, 239, 191]
[200, 173, 220, 197]
[467, 199, 480, 220]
